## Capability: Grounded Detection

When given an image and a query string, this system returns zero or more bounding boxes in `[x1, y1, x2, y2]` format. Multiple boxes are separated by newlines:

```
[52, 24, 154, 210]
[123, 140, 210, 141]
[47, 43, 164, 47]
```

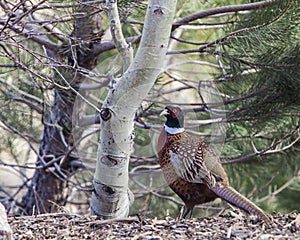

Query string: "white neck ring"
[164, 124, 185, 135]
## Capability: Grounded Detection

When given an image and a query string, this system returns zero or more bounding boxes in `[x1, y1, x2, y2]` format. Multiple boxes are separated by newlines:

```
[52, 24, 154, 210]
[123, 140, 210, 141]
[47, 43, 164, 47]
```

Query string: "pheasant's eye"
[170, 108, 179, 118]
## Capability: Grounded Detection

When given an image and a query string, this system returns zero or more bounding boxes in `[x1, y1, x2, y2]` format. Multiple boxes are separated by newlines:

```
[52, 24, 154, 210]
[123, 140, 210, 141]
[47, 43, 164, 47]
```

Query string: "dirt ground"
[8, 212, 300, 239]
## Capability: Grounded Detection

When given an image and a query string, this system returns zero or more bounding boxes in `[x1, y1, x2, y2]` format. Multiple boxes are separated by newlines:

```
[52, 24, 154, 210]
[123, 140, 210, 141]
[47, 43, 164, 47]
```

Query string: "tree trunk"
[19, 1, 103, 215]
[90, 0, 178, 219]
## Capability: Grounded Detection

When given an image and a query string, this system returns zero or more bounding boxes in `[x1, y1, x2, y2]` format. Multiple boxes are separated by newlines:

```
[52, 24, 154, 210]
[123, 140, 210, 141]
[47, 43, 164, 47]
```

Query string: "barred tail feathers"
[211, 185, 271, 224]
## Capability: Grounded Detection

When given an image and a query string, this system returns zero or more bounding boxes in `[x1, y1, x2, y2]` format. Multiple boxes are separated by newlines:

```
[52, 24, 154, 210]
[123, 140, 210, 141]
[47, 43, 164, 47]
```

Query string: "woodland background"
[0, 0, 299, 219]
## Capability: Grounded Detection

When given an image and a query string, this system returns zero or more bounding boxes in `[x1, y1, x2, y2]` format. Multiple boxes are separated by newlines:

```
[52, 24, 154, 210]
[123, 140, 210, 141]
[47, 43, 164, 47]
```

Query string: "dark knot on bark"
[100, 108, 111, 121]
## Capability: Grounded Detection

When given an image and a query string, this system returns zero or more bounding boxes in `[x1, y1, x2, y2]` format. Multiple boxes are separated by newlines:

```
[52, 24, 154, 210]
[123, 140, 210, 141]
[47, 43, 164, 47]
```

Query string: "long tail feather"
[211, 185, 271, 224]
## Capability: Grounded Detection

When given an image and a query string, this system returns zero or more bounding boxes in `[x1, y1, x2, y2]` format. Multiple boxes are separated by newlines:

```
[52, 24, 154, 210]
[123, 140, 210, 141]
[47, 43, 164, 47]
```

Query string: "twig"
[256, 169, 300, 203]
[172, 0, 278, 30]
[106, 0, 133, 72]
[223, 122, 300, 164]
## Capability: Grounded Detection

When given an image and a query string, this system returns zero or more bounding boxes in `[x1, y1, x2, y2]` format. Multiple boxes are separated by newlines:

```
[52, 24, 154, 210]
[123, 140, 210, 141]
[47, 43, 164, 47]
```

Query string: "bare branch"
[256, 169, 300, 203]
[223, 122, 300, 164]
[106, 0, 133, 72]
[172, 0, 278, 30]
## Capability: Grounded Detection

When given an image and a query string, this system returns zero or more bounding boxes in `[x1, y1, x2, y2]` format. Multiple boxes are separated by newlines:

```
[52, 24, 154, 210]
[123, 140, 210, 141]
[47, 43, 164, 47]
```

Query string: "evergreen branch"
[0, 118, 39, 155]
[0, 79, 43, 105]
[256, 168, 300, 203]
[223, 122, 300, 164]
[48, 62, 102, 113]
[170, 35, 207, 46]
[0, 19, 61, 54]
[233, 58, 300, 68]
[8, 96, 42, 114]
[198, 1, 292, 52]
[172, 0, 279, 30]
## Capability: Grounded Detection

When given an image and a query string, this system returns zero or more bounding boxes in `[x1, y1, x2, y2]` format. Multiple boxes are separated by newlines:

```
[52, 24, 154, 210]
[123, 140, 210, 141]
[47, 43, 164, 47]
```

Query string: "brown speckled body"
[158, 128, 225, 214]
[158, 124, 271, 223]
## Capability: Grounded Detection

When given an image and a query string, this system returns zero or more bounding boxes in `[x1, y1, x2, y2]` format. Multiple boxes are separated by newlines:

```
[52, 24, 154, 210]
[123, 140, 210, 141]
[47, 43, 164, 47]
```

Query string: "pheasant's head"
[160, 105, 185, 134]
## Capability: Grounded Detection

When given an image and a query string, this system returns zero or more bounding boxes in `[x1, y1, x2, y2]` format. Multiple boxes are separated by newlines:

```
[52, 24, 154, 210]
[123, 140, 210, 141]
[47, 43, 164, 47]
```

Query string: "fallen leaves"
[8, 212, 300, 239]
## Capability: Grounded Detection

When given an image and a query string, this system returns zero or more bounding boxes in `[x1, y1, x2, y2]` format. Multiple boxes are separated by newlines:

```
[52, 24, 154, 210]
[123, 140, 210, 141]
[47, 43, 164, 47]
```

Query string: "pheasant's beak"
[160, 108, 169, 116]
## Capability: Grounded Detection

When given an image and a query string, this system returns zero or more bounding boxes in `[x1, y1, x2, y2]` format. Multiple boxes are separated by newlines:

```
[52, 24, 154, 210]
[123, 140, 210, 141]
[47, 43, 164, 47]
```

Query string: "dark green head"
[160, 105, 184, 129]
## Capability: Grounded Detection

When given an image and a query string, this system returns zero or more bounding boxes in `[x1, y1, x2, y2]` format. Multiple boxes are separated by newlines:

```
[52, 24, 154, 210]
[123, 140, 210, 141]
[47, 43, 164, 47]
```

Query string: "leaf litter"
[8, 212, 300, 239]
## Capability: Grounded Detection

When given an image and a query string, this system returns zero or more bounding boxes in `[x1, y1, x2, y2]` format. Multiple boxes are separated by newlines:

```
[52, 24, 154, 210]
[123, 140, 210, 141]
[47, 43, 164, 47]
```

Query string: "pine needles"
[217, 0, 300, 124]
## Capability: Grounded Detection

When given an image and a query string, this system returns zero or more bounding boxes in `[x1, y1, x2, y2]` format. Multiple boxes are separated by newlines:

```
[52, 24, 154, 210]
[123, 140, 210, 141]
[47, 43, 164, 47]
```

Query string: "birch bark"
[91, 0, 177, 218]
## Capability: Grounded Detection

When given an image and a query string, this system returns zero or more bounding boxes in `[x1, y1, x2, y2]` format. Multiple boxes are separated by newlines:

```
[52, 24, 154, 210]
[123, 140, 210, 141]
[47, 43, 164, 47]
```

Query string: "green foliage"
[218, 1, 300, 124]
[118, 0, 147, 21]
[214, 0, 300, 213]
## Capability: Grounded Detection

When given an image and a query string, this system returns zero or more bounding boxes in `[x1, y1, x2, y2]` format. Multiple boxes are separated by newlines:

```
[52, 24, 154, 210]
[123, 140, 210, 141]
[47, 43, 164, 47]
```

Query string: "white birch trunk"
[90, 0, 178, 218]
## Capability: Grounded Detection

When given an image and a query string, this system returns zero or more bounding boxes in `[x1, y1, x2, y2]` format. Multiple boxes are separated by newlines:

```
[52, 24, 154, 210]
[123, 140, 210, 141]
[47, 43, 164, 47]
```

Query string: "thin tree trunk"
[19, 1, 103, 215]
[91, 0, 178, 219]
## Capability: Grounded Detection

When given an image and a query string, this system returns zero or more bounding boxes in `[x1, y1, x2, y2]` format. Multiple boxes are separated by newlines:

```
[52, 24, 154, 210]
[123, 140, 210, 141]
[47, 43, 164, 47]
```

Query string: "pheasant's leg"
[182, 207, 193, 218]
[178, 205, 185, 220]
[188, 207, 193, 218]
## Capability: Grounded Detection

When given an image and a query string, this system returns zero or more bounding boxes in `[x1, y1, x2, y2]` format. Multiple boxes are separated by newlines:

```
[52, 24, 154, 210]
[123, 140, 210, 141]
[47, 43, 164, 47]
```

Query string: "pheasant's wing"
[199, 142, 229, 184]
[167, 134, 271, 224]
[168, 134, 218, 187]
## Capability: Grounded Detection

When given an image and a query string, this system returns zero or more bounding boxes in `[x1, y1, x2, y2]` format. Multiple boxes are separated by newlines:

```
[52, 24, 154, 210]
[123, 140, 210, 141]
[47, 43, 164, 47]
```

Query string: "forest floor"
[8, 211, 300, 239]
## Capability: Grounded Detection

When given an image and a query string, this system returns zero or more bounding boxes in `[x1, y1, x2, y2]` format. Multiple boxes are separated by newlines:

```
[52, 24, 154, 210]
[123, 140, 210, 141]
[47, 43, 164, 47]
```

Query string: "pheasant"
[158, 105, 271, 223]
